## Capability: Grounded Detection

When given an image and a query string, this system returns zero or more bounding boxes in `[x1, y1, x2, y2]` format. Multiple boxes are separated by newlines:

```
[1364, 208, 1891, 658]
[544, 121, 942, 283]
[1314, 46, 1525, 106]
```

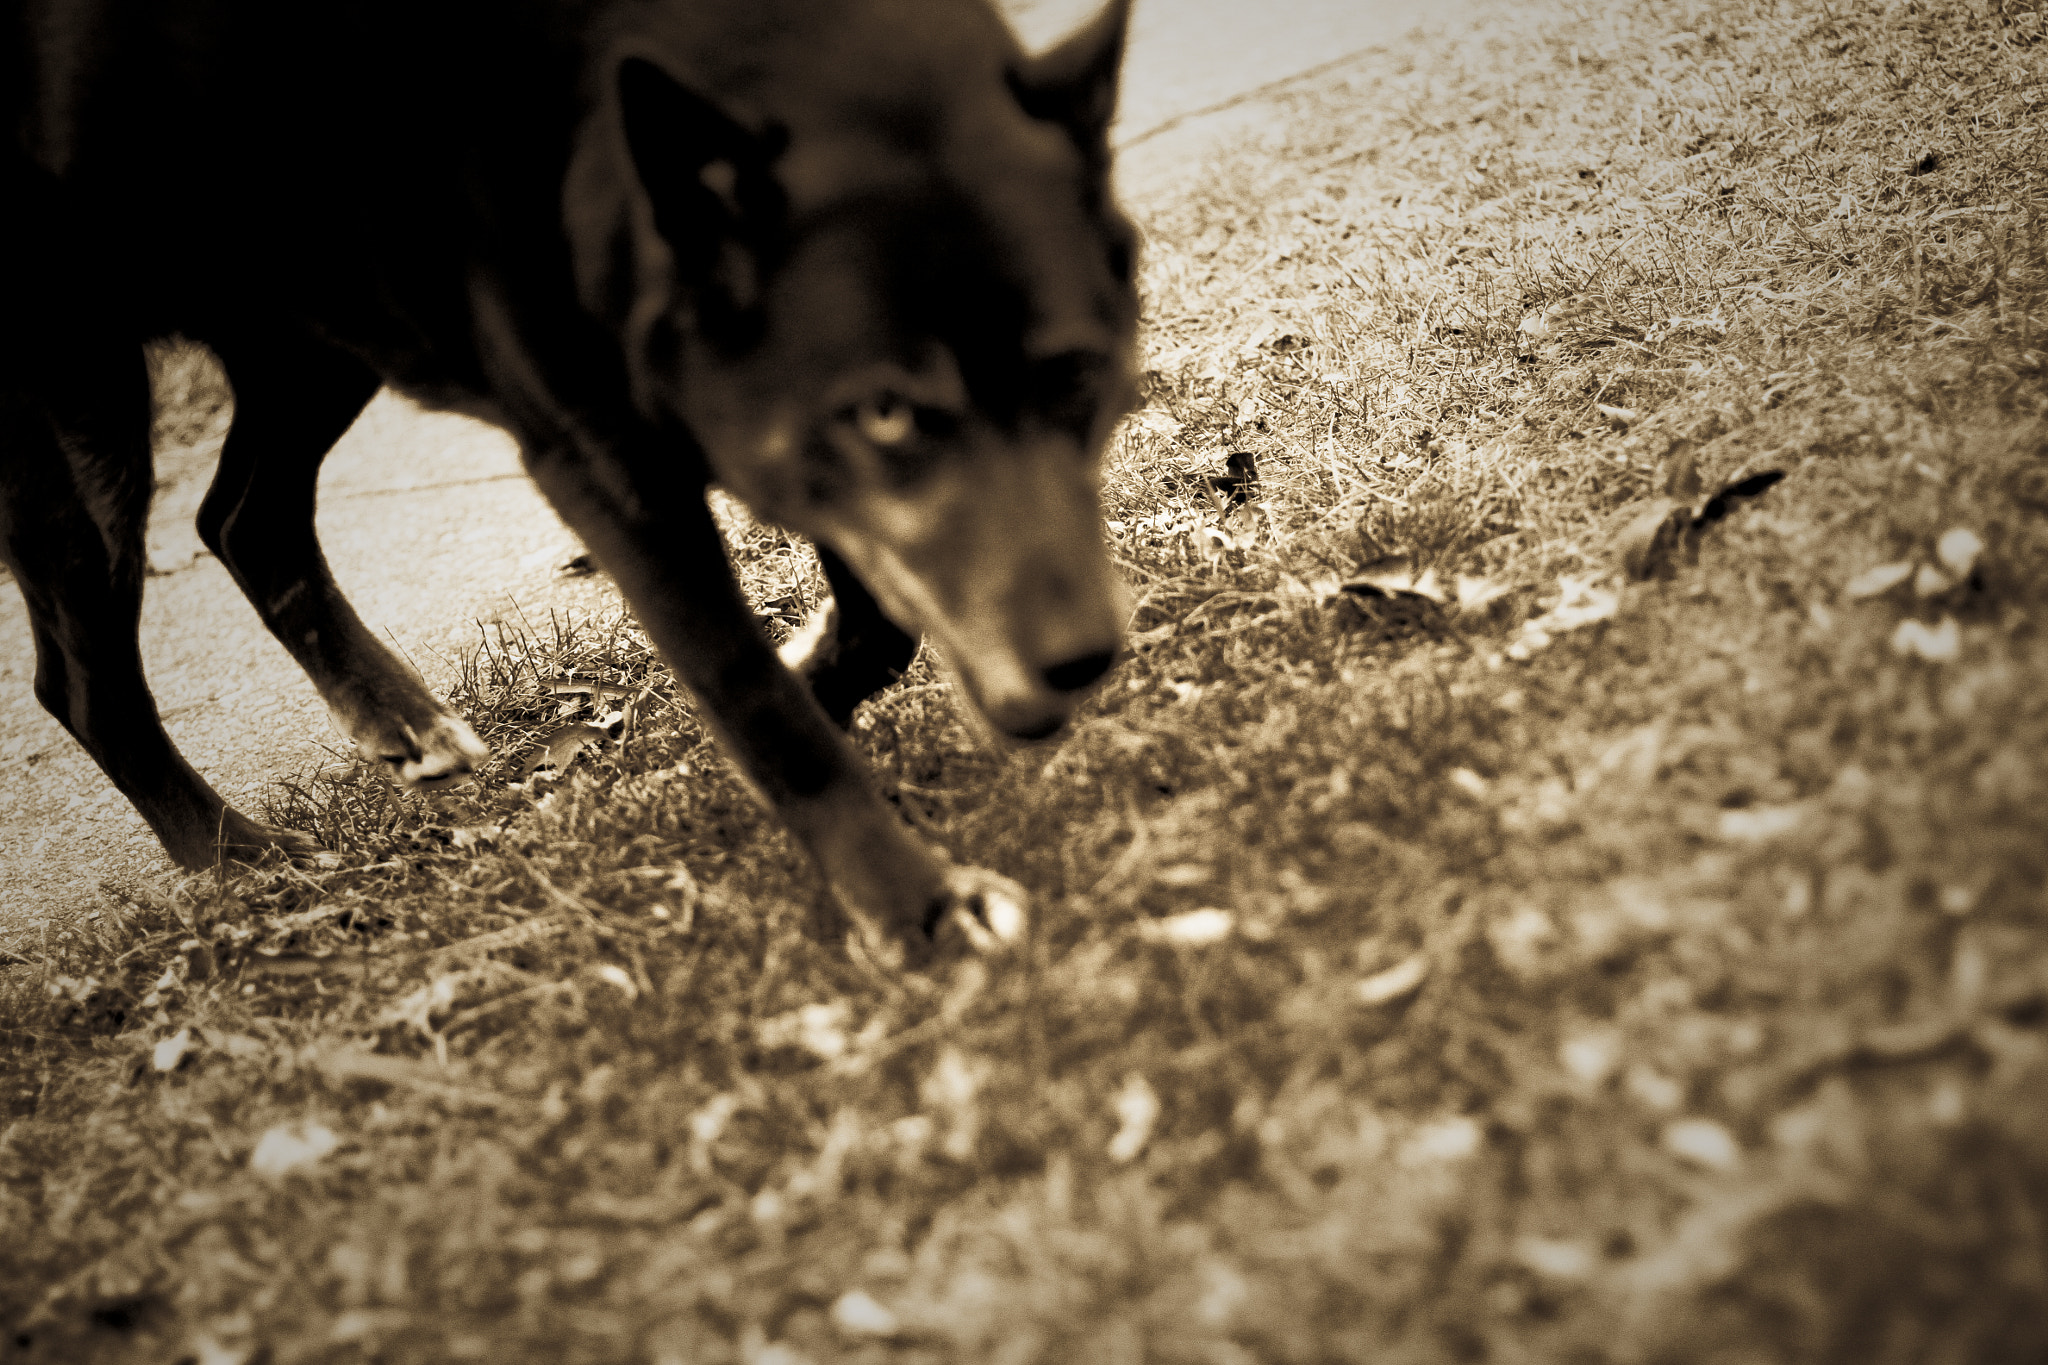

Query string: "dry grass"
[6, 0, 2048, 1361]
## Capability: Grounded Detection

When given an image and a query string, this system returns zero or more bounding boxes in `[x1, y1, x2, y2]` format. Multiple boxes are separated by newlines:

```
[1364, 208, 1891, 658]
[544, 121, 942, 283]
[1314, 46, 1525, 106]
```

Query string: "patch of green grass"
[6, 0, 2048, 1360]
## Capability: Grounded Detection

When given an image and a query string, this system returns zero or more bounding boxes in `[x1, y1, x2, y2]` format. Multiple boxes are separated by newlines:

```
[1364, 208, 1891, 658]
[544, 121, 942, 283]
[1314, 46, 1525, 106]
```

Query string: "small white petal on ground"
[1487, 905, 1557, 977]
[249, 1122, 340, 1178]
[1138, 907, 1235, 945]
[1937, 526, 1984, 576]
[1399, 1116, 1483, 1166]
[758, 1002, 850, 1060]
[1913, 563, 1953, 597]
[1844, 561, 1914, 598]
[1717, 804, 1805, 841]
[1515, 1236, 1598, 1281]
[1891, 616, 1961, 661]
[829, 1290, 900, 1337]
[191, 1335, 251, 1365]
[591, 963, 637, 1000]
[1356, 952, 1429, 1006]
[1627, 1066, 1686, 1112]
[1196, 1260, 1251, 1327]
[1448, 767, 1491, 798]
[1663, 1118, 1742, 1172]
[1107, 1073, 1160, 1163]
[1154, 862, 1211, 887]
[153, 1027, 193, 1073]
[1559, 1029, 1623, 1086]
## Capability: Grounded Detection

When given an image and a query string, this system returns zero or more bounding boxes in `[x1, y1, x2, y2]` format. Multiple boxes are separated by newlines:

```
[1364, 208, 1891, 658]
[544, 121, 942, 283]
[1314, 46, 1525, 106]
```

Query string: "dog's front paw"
[927, 865, 1030, 957]
[355, 713, 491, 789]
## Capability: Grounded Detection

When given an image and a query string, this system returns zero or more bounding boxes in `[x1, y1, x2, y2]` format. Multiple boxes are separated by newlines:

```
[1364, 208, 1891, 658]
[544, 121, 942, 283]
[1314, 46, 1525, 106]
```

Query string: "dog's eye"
[854, 395, 915, 447]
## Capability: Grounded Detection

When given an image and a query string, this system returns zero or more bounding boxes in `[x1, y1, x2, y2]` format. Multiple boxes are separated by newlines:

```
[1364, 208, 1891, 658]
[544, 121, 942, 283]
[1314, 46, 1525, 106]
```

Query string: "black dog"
[1, 0, 1138, 955]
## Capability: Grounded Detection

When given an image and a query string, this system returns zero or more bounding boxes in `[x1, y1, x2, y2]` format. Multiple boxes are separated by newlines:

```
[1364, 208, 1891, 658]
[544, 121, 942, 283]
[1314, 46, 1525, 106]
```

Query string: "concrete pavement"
[0, 0, 1448, 945]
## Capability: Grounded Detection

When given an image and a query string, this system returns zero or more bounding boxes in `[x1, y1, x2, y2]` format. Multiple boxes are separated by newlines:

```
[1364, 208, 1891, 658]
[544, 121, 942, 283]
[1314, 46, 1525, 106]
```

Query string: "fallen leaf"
[1138, 908, 1235, 946]
[1620, 470, 1787, 580]
[1507, 575, 1619, 658]
[1663, 1118, 1742, 1172]
[1132, 408, 1183, 439]
[1596, 402, 1638, 426]
[314, 1048, 510, 1110]
[555, 553, 597, 578]
[1205, 450, 1259, 509]
[1690, 468, 1785, 527]
[1616, 497, 1688, 580]
[1845, 561, 1914, 598]
[519, 723, 610, 779]
[831, 1290, 901, 1337]
[1107, 1073, 1159, 1163]
[1341, 555, 1446, 604]
[1936, 526, 1983, 577]
[1356, 952, 1429, 1006]
[249, 1122, 340, 1177]
[1891, 616, 1960, 661]
[1449, 575, 1509, 615]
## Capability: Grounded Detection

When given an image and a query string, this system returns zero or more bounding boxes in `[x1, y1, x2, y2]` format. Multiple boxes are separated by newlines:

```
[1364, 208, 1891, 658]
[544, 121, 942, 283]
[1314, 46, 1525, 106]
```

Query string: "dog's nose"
[1040, 648, 1116, 695]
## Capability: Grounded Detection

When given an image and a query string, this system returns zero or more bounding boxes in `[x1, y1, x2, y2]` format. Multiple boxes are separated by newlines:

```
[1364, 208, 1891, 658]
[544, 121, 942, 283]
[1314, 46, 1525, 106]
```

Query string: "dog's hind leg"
[779, 546, 920, 729]
[0, 343, 319, 869]
[197, 335, 490, 788]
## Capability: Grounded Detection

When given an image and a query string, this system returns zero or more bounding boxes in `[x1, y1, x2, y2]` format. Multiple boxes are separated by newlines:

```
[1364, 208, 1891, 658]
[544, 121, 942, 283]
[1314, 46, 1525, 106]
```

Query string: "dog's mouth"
[835, 541, 1127, 745]
[976, 643, 1119, 741]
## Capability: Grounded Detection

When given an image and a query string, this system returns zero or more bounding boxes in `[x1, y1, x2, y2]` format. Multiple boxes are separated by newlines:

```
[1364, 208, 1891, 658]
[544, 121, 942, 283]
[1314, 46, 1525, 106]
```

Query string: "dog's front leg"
[522, 444, 1024, 963]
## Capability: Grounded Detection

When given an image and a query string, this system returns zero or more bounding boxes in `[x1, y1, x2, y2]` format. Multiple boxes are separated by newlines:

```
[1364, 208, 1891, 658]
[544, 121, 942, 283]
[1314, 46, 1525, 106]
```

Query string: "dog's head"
[591, 0, 1138, 741]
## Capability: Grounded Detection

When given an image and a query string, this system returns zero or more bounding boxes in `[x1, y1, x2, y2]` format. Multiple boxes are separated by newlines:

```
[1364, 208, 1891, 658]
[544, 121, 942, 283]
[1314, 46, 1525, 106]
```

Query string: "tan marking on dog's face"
[685, 315, 1134, 739]
[812, 422, 1127, 742]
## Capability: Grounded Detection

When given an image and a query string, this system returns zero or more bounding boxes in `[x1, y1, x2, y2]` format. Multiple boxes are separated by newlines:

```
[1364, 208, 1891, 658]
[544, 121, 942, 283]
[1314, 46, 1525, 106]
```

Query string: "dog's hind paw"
[928, 865, 1030, 957]
[210, 811, 340, 871]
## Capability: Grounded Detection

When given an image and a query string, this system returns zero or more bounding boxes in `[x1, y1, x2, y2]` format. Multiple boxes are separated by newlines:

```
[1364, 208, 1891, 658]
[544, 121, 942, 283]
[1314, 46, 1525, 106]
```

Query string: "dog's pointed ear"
[616, 56, 785, 296]
[1010, 0, 1131, 151]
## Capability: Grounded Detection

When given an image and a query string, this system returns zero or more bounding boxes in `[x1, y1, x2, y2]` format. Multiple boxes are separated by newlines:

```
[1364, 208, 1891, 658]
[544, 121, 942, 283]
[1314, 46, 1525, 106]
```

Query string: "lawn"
[5, 0, 2047, 1361]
